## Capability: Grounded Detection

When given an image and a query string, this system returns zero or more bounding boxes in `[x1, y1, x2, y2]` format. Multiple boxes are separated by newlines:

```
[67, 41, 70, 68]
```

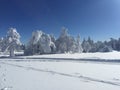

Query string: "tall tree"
[56, 27, 82, 53]
[6, 28, 21, 57]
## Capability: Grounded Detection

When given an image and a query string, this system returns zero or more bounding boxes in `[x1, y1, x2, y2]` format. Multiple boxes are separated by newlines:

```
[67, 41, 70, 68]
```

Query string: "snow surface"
[1, 51, 120, 60]
[1, 51, 120, 89]
[18, 51, 120, 60]
[0, 60, 120, 90]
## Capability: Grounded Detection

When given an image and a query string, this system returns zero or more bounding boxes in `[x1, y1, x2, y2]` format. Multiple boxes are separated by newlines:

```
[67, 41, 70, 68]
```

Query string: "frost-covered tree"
[0, 37, 8, 52]
[82, 38, 92, 52]
[50, 34, 56, 43]
[24, 30, 56, 55]
[5, 28, 21, 57]
[107, 38, 117, 50]
[76, 35, 83, 53]
[55, 27, 68, 53]
[95, 41, 112, 52]
[82, 37, 113, 53]
[55, 27, 82, 53]
[116, 38, 120, 51]
[0, 37, 3, 52]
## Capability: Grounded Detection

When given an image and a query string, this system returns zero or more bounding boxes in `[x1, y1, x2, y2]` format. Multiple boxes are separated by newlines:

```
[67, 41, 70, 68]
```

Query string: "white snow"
[0, 60, 120, 90]
[20, 51, 120, 60]
[1, 51, 120, 89]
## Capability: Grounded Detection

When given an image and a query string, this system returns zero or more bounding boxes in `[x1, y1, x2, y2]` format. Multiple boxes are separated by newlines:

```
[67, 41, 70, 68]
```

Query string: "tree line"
[0, 27, 120, 56]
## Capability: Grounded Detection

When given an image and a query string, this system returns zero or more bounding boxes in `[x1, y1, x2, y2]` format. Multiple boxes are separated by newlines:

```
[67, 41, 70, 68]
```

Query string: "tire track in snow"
[1, 62, 120, 87]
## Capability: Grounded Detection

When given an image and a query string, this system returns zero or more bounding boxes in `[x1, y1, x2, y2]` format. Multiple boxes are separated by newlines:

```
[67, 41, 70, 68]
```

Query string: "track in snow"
[1, 61, 120, 87]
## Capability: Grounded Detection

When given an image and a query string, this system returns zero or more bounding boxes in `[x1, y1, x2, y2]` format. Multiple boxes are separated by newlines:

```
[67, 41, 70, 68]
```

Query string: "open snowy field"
[1, 51, 120, 60]
[1, 51, 120, 90]
[1, 59, 120, 90]
[12, 51, 120, 61]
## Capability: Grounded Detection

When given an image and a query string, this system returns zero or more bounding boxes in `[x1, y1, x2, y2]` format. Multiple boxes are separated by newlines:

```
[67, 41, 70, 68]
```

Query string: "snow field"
[0, 60, 120, 90]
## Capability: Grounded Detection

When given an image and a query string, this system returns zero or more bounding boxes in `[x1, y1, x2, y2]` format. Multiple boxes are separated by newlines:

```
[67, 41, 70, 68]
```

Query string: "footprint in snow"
[81, 79, 90, 83]
[74, 72, 81, 75]
[113, 78, 120, 81]
[0, 87, 13, 90]
[2, 73, 5, 77]
[0, 86, 12, 90]
[4, 78, 6, 82]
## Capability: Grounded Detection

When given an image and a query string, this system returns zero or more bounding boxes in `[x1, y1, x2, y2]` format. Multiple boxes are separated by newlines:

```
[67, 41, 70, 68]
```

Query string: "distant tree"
[95, 41, 112, 52]
[108, 38, 117, 50]
[82, 37, 113, 52]
[82, 37, 94, 52]
[76, 34, 83, 53]
[116, 38, 120, 51]
[82, 39, 90, 52]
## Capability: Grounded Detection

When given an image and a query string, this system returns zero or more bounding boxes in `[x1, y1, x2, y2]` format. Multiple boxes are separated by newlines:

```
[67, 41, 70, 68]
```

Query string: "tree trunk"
[10, 48, 15, 57]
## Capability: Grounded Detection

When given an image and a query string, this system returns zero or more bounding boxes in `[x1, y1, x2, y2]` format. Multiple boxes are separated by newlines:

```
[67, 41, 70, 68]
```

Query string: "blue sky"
[0, 0, 120, 43]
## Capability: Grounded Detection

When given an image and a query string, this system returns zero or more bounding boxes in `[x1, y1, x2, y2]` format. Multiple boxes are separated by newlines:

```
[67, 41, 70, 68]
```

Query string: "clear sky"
[0, 0, 120, 43]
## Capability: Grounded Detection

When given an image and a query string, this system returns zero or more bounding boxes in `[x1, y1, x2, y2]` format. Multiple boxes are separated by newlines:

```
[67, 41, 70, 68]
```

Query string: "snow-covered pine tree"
[95, 41, 112, 52]
[82, 38, 91, 52]
[76, 34, 83, 53]
[82, 37, 96, 52]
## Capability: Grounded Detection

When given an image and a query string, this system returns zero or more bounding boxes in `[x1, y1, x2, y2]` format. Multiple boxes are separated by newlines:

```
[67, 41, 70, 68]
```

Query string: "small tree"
[76, 34, 83, 53]
[6, 28, 21, 57]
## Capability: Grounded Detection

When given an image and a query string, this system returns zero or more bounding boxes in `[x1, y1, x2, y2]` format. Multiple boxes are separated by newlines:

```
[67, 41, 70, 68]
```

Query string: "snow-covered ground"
[15, 51, 120, 60]
[1, 51, 120, 90]
[1, 59, 120, 90]
[0, 51, 24, 58]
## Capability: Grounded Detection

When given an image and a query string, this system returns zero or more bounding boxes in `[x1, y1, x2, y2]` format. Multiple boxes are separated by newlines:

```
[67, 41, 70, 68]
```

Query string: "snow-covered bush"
[24, 30, 56, 55]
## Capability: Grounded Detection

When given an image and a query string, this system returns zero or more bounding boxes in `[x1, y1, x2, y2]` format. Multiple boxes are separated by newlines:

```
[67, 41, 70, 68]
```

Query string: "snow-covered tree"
[107, 38, 117, 50]
[82, 38, 91, 52]
[95, 41, 112, 52]
[55, 27, 68, 53]
[0, 37, 4, 51]
[24, 30, 56, 55]
[50, 34, 56, 43]
[76, 35, 83, 53]
[55, 27, 82, 53]
[5, 28, 21, 57]
[82, 37, 114, 53]
[116, 38, 120, 51]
